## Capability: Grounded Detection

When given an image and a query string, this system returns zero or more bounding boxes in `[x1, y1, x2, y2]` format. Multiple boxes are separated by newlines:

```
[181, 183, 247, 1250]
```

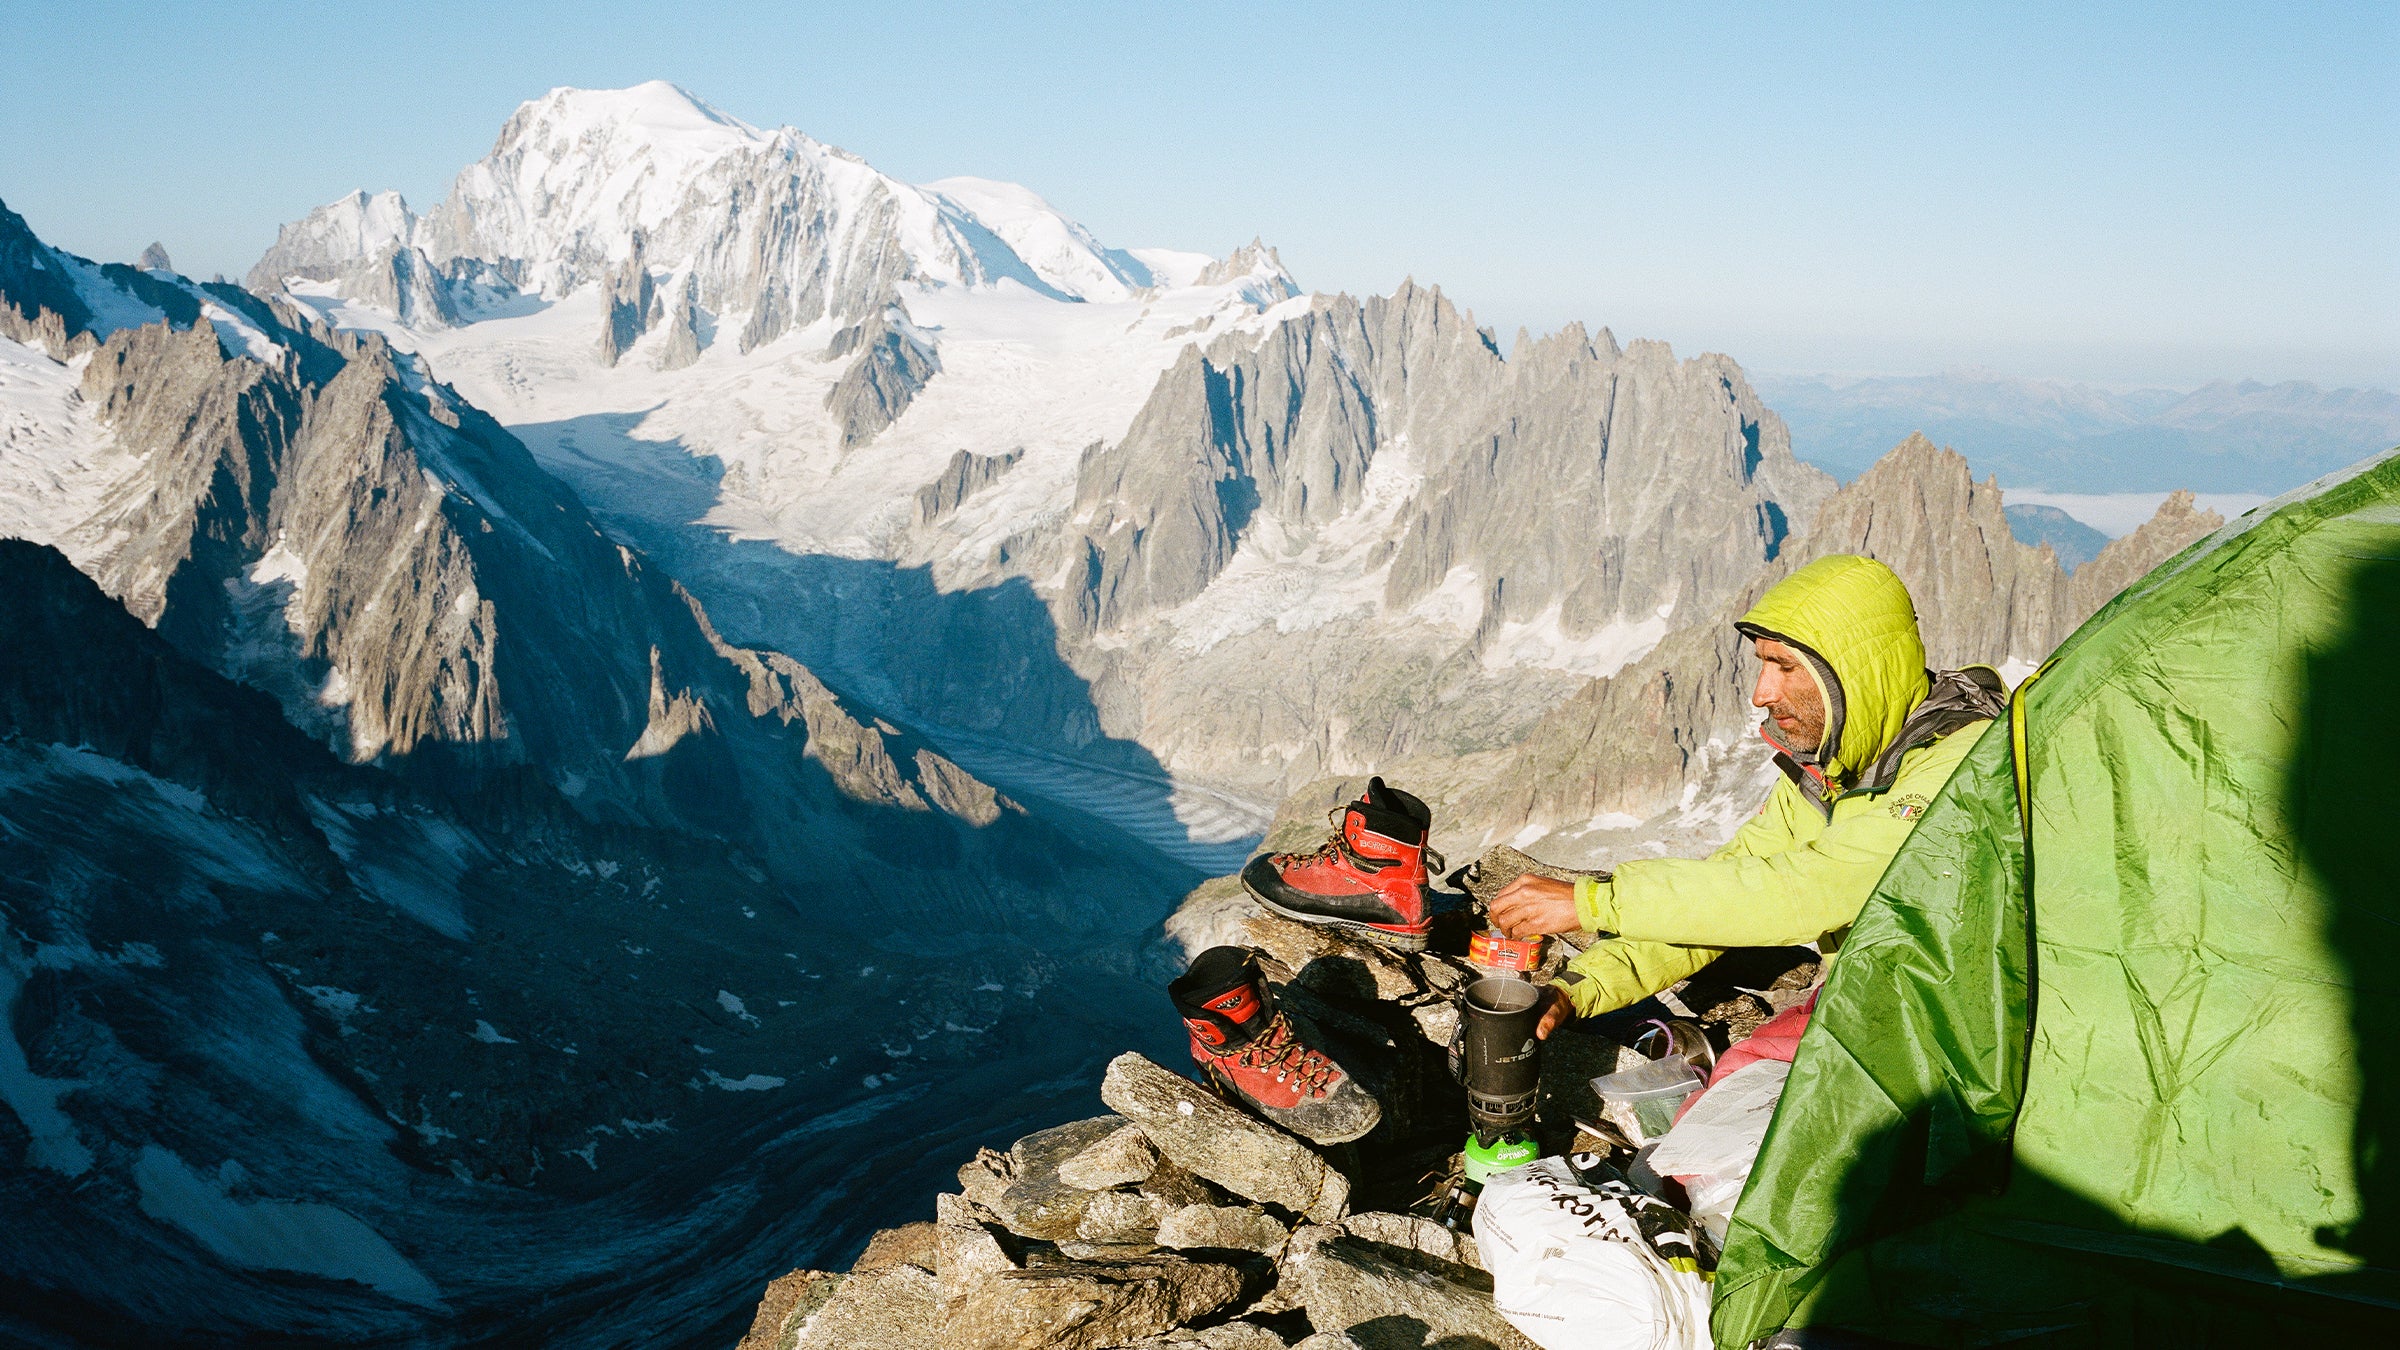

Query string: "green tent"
[1714, 449, 2400, 1346]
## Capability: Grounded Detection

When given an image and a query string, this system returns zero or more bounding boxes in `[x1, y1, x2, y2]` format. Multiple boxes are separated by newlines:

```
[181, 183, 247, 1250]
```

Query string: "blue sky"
[3, 1, 2392, 387]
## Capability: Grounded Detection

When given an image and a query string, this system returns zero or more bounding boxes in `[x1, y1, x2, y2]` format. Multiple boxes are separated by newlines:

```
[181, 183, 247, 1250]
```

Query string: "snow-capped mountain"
[228, 79, 2246, 942]
[257, 81, 1294, 366]
[247, 85, 1850, 835]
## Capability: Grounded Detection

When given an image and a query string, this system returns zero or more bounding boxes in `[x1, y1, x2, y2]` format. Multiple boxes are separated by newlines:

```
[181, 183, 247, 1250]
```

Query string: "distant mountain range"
[1758, 368, 2400, 494]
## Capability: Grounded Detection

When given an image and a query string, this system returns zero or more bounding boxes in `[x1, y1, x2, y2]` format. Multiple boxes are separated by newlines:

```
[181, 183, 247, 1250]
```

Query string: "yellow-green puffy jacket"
[1551, 555, 2008, 1018]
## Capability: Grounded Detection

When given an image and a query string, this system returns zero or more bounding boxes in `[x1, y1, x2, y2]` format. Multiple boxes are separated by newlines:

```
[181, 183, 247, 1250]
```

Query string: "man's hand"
[1488, 874, 1581, 938]
[1534, 983, 1574, 1040]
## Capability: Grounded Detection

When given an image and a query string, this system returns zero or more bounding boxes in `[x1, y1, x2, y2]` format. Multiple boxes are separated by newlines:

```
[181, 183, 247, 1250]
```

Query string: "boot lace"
[1269, 807, 1445, 876]
[1230, 1011, 1341, 1099]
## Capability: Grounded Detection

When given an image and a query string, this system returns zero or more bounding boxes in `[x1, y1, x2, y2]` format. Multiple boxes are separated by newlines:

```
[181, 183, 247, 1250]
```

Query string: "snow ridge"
[261, 82, 1297, 361]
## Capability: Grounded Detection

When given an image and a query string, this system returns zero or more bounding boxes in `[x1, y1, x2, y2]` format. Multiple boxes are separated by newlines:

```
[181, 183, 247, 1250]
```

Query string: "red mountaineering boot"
[1241, 776, 1442, 951]
[1169, 946, 1382, 1145]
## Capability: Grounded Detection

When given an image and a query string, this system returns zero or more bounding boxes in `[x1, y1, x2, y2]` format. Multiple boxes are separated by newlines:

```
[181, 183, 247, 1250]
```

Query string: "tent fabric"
[1712, 449, 2400, 1346]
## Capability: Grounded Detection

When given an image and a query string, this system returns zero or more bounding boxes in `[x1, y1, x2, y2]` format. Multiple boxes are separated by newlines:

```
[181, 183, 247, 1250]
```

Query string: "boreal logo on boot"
[1189, 984, 1261, 1046]
[1204, 985, 1260, 1024]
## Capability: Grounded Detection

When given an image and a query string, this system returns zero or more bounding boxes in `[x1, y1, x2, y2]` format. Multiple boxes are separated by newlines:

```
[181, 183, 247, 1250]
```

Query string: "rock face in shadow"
[0, 538, 780, 1180]
[0, 530, 1209, 1350]
[0, 537, 345, 845]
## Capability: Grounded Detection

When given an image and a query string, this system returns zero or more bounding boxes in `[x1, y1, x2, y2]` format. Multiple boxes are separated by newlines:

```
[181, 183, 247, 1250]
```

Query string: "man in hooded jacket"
[1490, 554, 2009, 1038]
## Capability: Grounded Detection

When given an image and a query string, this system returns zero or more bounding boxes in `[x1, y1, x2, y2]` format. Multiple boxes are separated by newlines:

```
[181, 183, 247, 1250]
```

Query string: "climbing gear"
[1241, 777, 1443, 950]
[1168, 946, 1382, 1145]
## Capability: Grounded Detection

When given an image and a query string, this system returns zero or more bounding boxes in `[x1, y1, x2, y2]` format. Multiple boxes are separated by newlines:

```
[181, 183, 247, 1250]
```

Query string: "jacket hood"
[1736, 555, 1928, 785]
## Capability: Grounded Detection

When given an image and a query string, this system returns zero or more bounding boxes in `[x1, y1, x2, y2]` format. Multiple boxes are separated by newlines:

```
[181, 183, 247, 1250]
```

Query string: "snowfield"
[0, 337, 142, 558]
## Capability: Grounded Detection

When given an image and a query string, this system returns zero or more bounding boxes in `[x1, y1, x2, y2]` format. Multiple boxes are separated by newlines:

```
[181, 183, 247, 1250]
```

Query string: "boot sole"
[1242, 873, 1432, 953]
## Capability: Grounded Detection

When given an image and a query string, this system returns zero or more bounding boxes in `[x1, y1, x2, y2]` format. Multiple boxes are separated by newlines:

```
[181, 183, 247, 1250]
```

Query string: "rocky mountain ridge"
[998, 283, 1837, 803]
[3, 196, 1089, 902]
[236, 85, 2246, 852]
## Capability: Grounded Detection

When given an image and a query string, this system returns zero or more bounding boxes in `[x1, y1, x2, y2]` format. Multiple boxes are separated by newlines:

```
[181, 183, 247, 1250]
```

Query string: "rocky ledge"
[736, 848, 1817, 1350]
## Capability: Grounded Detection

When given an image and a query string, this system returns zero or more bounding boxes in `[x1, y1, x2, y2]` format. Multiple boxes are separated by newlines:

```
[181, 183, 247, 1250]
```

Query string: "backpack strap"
[1854, 665, 2013, 796]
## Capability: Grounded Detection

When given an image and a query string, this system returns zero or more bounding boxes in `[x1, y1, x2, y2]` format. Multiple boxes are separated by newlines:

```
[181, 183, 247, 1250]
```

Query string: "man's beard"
[1770, 702, 1825, 754]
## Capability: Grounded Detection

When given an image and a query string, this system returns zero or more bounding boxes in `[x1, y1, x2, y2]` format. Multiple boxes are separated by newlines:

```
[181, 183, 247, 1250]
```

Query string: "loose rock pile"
[738, 848, 1817, 1350]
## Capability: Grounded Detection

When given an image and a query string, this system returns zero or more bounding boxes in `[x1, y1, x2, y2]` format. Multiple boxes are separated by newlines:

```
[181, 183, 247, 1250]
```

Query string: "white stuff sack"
[1472, 1155, 1713, 1350]
[1646, 1059, 1793, 1247]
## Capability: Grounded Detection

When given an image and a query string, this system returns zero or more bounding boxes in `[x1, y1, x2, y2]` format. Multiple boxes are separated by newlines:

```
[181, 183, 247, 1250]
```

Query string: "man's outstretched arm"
[1542, 937, 1725, 1031]
[1491, 778, 1812, 1033]
[1578, 722, 1992, 949]
[1485, 773, 1810, 939]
